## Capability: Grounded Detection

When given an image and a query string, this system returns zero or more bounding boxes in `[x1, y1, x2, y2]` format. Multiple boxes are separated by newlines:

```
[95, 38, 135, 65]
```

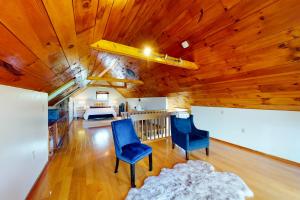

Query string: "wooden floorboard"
[28, 120, 300, 200]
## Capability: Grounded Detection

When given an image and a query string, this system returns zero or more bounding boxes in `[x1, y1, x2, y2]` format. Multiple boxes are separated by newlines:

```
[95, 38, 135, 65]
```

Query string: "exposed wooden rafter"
[52, 86, 81, 106]
[87, 83, 127, 89]
[98, 59, 118, 77]
[90, 40, 199, 70]
[48, 79, 76, 101]
[88, 76, 144, 85]
[1, 0, 300, 111]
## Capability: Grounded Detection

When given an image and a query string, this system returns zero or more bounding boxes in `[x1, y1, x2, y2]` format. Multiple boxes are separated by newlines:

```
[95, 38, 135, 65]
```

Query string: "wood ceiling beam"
[87, 76, 144, 85]
[48, 79, 76, 101]
[90, 40, 198, 70]
[52, 86, 81, 106]
[87, 84, 127, 89]
[98, 59, 118, 77]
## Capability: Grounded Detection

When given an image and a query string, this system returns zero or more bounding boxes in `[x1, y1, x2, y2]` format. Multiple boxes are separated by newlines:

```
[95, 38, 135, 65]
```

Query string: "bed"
[83, 106, 117, 120]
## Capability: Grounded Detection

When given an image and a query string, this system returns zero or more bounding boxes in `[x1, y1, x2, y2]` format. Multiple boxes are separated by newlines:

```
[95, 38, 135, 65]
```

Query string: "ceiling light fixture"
[181, 40, 189, 49]
[143, 46, 152, 56]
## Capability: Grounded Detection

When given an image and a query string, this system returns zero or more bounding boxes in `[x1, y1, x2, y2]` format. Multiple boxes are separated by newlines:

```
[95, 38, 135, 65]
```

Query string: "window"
[96, 91, 109, 101]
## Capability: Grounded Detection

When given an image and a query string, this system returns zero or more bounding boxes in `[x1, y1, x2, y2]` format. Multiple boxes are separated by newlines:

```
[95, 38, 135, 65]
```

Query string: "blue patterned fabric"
[171, 115, 209, 152]
[111, 119, 152, 164]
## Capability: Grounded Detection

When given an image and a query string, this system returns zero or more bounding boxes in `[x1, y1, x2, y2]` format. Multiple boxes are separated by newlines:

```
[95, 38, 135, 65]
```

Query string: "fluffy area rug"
[126, 160, 253, 200]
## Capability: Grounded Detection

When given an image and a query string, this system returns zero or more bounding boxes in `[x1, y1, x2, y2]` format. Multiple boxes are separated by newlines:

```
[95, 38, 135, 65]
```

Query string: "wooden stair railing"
[121, 110, 167, 119]
[48, 113, 69, 157]
[123, 111, 171, 142]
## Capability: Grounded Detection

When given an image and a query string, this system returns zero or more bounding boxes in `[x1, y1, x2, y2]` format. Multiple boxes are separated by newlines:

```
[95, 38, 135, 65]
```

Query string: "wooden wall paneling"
[168, 0, 282, 60]
[0, 0, 299, 111]
[0, 22, 56, 91]
[93, 0, 114, 42]
[87, 50, 98, 75]
[156, 0, 224, 51]
[144, 0, 197, 41]
[177, 62, 300, 88]
[0, 0, 70, 70]
[24, 60, 56, 81]
[121, 0, 163, 45]
[106, 0, 138, 42]
[76, 28, 100, 76]
[76, 29, 95, 60]
[192, 27, 298, 67]
[79, 55, 92, 72]
[167, 94, 300, 112]
[224, 0, 279, 21]
[164, 0, 280, 58]
[220, 0, 241, 9]
[203, 1, 300, 55]
[73, 0, 113, 74]
[123, 0, 300, 111]
[73, 0, 99, 34]
[0, 67, 21, 84]
[102, 0, 128, 41]
[178, 73, 300, 93]
[0, 73, 53, 92]
[42, 0, 79, 68]
[73, 0, 99, 64]
[0, 23, 36, 68]
[123, 0, 187, 48]
[114, 0, 149, 44]
[90, 52, 103, 76]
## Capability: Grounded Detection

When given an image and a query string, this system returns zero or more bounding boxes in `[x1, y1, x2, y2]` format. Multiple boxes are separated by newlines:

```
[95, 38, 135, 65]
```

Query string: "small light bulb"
[143, 47, 152, 56]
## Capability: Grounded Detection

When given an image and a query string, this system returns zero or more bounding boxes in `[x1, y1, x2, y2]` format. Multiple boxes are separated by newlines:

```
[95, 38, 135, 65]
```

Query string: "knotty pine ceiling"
[0, 0, 300, 110]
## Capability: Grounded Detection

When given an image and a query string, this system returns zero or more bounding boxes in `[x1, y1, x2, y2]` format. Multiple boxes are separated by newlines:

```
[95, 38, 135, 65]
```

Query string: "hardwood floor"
[28, 120, 300, 200]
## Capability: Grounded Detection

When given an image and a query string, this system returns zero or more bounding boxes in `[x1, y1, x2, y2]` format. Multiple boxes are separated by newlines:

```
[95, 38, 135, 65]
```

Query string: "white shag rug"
[126, 160, 253, 200]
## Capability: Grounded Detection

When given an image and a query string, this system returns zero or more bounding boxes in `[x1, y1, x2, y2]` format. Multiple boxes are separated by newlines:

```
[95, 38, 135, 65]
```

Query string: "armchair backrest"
[111, 119, 140, 155]
[171, 115, 194, 134]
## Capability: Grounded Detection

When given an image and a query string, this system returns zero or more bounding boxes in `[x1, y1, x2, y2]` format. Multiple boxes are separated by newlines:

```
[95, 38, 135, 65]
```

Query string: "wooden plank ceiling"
[0, 0, 300, 110]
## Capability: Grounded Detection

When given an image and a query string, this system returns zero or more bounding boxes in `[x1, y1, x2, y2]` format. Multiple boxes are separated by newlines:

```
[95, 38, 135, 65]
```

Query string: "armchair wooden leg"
[186, 151, 189, 160]
[130, 164, 136, 188]
[114, 158, 119, 173]
[206, 148, 209, 156]
[149, 153, 153, 171]
[172, 142, 175, 149]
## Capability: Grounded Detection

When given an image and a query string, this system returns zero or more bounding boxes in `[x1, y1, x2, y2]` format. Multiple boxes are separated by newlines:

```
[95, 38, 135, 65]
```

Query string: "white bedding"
[83, 107, 117, 120]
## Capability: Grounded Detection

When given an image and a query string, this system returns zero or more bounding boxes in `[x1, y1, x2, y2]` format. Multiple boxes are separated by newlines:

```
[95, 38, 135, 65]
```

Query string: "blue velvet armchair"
[171, 115, 210, 160]
[111, 119, 152, 188]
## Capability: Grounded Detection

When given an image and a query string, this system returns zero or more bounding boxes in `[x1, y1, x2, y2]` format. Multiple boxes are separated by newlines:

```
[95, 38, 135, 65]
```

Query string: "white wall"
[0, 85, 48, 200]
[191, 106, 300, 163]
[68, 97, 74, 124]
[127, 97, 167, 111]
[72, 87, 126, 109]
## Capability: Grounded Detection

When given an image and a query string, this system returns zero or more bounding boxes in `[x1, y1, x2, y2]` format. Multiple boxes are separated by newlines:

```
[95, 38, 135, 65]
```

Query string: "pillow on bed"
[90, 106, 111, 108]
[95, 102, 105, 106]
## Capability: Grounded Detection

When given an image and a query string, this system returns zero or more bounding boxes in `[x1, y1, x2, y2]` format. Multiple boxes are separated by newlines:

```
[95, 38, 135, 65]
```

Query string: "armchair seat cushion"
[120, 143, 152, 164]
[188, 133, 209, 151]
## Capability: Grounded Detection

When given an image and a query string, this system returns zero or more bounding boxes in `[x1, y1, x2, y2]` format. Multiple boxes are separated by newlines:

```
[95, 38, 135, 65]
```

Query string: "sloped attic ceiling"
[0, 0, 299, 109]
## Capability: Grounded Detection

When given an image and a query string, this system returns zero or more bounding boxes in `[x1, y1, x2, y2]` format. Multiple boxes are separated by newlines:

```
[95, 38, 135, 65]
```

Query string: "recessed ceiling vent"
[181, 41, 190, 49]
[125, 68, 136, 79]
[0, 60, 23, 76]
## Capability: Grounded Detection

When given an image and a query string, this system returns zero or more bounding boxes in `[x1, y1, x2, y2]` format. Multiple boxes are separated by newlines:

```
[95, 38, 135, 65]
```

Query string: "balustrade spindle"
[124, 111, 172, 142]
